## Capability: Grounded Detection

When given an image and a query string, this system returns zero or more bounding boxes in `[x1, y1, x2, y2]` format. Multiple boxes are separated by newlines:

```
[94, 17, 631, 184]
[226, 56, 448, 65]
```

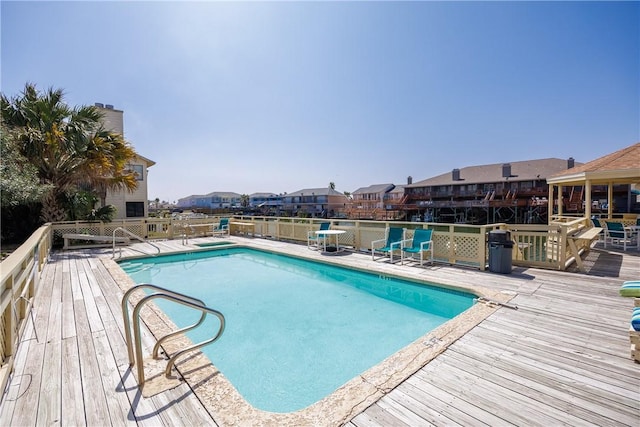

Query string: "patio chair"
[372, 227, 404, 262]
[308, 222, 331, 250]
[590, 217, 604, 240]
[401, 228, 434, 266]
[212, 218, 229, 237]
[604, 221, 635, 251]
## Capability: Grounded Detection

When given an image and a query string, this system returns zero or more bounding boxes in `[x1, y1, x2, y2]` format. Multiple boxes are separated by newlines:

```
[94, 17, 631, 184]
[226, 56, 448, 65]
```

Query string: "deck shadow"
[569, 248, 624, 277]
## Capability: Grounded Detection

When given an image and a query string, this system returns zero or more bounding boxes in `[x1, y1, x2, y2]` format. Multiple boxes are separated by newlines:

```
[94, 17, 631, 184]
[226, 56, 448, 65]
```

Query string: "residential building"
[176, 195, 203, 209]
[398, 158, 581, 224]
[352, 183, 395, 210]
[349, 183, 395, 219]
[281, 188, 350, 217]
[249, 193, 283, 215]
[96, 103, 155, 219]
[208, 192, 242, 209]
[176, 192, 242, 210]
[386, 184, 406, 208]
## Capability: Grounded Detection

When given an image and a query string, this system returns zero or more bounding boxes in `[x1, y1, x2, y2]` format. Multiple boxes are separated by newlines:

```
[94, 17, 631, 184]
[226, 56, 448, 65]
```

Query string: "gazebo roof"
[547, 142, 640, 185]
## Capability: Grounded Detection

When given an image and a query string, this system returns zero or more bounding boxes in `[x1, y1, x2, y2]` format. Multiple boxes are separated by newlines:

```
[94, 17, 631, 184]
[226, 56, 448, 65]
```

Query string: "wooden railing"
[0, 224, 52, 394]
[49, 215, 610, 272]
[0, 214, 621, 390]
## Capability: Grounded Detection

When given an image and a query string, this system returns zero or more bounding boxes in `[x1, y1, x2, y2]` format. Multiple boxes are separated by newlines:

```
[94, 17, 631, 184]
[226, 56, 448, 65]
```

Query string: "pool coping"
[106, 243, 515, 426]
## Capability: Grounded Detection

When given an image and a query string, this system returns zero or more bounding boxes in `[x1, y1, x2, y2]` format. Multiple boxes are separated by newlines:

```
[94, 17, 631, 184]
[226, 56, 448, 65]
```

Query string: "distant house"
[249, 193, 283, 214]
[96, 104, 155, 219]
[176, 192, 242, 210]
[352, 184, 395, 210]
[349, 183, 395, 219]
[176, 195, 202, 209]
[386, 184, 406, 209]
[282, 188, 349, 217]
[208, 192, 242, 209]
[400, 158, 580, 224]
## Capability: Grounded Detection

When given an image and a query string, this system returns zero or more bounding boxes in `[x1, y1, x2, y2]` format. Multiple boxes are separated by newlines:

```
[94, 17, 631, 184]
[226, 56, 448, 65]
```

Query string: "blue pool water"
[120, 248, 474, 413]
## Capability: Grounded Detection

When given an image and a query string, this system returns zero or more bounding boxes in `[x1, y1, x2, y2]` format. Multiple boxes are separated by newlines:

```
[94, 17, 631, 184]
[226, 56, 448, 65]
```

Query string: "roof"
[135, 154, 155, 167]
[177, 194, 204, 201]
[286, 187, 347, 197]
[547, 142, 640, 185]
[352, 184, 395, 194]
[250, 192, 280, 198]
[204, 191, 242, 198]
[407, 158, 579, 187]
[389, 185, 405, 194]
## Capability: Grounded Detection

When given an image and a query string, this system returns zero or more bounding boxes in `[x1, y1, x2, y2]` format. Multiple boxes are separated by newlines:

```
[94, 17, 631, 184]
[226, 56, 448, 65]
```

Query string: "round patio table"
[315, 229, 346, 253]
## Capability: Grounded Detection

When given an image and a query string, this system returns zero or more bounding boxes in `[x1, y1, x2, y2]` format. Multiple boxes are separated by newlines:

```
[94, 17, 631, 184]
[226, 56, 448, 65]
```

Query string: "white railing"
[0, 213, 624, 394]
[49, 215, 610, 272]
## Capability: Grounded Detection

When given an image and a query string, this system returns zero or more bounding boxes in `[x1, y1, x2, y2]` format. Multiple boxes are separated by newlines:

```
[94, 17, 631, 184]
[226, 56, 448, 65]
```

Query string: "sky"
[2, 1, 638, 203]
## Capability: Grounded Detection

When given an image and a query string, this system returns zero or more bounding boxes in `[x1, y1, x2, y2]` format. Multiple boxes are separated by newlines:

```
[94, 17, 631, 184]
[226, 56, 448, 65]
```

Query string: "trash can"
[488, 230, 513, 274]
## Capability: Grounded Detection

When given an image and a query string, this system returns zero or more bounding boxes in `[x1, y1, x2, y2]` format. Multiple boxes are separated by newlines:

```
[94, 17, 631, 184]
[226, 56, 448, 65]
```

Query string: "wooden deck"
[0, 237, 638, 426]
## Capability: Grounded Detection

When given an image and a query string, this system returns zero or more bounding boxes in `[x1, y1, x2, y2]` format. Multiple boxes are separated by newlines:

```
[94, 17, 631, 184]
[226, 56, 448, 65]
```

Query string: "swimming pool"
[120, 247, 475, 413]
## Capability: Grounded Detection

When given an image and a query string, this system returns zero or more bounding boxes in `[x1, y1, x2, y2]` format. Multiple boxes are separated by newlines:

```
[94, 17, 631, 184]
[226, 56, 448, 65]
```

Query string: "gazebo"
[546, 142, 640, 222]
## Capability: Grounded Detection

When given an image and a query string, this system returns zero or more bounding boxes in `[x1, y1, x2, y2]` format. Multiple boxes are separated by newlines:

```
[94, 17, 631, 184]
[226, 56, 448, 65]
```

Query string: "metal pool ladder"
[122, 283, 225, 387]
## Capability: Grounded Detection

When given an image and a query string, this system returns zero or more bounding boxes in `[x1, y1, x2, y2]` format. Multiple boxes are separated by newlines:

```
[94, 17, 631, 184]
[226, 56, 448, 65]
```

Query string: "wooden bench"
[567, 227, 603, 272]
[63, 233, 130, 250]
[187, 223, 219, 236]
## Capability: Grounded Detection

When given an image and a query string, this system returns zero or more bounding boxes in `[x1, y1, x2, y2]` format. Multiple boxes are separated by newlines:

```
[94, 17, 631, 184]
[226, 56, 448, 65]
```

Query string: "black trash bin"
[488, 230, 513, 274]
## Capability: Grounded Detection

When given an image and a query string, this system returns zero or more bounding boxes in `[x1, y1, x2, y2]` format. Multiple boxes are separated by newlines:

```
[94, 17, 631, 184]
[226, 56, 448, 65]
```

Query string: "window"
[128, 164, 144, 181]
[126, 202, 145, 217]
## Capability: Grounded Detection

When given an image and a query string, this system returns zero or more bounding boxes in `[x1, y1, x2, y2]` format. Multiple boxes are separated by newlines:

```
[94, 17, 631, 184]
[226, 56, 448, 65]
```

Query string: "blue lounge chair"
[401, 228, 434, 266]
[212, 218, 229, 237]
[590, 217, 604, 240]
[372, 227, 404, 262]
[604, 221, 636, 251]
[308, 222, 331, 250]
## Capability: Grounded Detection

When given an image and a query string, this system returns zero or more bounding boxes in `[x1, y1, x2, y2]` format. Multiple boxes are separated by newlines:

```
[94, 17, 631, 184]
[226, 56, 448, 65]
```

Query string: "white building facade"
[97, 104, 155, 219]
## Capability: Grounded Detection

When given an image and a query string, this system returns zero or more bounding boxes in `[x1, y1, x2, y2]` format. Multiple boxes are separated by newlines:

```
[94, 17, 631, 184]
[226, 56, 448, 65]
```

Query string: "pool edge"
[106, 243, 513, 426]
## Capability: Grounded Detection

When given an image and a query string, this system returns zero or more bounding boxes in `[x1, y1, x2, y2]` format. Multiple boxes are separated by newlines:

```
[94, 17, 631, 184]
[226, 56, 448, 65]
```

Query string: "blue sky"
[2, 1, 638, 203]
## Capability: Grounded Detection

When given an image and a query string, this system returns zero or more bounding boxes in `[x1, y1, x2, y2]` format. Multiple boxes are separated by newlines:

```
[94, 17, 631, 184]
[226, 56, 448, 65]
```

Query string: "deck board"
[446, 345, 637, 425]
[37, 338, 61, 426]
[61, 256, 76, 339]
[0, 238, 638, 426]
[399, 378, 505, 426]
[61, 336, 86, 426]
[379, 387, 462, 426]
[74, 298, 112, 425]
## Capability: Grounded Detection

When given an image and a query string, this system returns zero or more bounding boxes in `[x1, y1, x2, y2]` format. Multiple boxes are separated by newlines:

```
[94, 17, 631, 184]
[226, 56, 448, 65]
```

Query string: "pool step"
[120, 262, 146, 273]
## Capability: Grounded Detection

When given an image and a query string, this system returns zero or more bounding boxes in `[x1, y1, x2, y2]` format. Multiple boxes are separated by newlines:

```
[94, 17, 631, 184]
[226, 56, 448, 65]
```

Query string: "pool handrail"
[113, 227, 161, 259]
[121, 283, 225, 386]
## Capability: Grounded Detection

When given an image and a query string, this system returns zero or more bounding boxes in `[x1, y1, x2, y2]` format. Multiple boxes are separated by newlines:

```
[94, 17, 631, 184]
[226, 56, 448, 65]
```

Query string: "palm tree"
[1, 83, 139, 222]
[82, 130, 138, 207]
